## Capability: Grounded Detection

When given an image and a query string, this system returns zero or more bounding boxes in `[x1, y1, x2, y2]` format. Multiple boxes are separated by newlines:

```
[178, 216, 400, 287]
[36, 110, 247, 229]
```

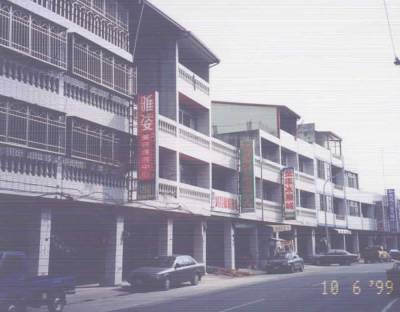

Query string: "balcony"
[178, 125, 211, 161]
[31, 0, 130, 51]
[211, 138, 238, 170]
[178, 64, 210, 109]
[334, 214, 347, 228]
[347, 215, 363, 230]
[71, 35, 136, 98]
[280, 130, 297, 151]
[158, 178, 178, 199]
[0, 3, 67, 69]
[362, 217, 377, 231]
[295, 207, 317, 227]
[254, 156, 282, 184]
[318, 211, 335, 226]
[211, 189, 239, 214]
[256, 198, 282, 222]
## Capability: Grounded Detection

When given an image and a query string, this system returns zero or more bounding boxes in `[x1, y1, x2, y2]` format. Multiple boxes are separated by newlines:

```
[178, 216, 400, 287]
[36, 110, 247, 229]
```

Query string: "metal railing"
[72, 36, 136, 97]
[0, 3, 67, 69]
[31, 0, 129, 51]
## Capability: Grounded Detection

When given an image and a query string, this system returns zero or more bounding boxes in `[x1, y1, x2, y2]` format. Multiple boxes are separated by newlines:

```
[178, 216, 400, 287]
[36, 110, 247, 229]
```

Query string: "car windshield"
[148, 256, 176, 268]
[271, 253, 291, 259]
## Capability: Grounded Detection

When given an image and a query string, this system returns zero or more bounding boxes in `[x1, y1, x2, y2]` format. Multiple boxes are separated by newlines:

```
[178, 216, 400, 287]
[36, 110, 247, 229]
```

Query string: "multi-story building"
[0, 0, 399, 287]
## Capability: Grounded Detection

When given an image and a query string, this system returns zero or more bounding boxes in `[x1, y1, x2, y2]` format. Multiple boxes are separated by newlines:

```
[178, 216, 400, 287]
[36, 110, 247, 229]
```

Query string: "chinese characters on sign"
[239, 139, 256, 212]
[282, 167, 296, 220]
[212, 194, 238, 212]
[386, 189, 398, 233]
[137, 92, 158, 200]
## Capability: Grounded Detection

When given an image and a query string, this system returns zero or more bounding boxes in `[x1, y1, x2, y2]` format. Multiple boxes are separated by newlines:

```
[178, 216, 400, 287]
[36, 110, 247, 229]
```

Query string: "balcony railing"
[31, 0, 129, 51]
[71, 35, 136, 98]
[158, 116, 177, 136]
[211, 139, 238, 158]
[179, 183, 210, 202]
[0, 2, 67, 69]
[179, 126, 210, 149]
[158, 178, 178, 198]
[297, 207, 317, 218]
[178, 64, 210, 96]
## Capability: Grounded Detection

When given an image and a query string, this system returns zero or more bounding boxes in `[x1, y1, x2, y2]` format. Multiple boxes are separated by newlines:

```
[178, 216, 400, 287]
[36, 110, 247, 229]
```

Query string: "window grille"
[0, 97, 66, 154]
[0, 2, 67, 69]
[71, 35, 136, 97]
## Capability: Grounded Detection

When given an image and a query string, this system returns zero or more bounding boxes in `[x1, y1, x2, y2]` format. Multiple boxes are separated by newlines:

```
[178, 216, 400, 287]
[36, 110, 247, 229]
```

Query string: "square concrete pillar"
[307, 228, 316, 258]
[342, 235, 347, 251]
[193, 220, 206, 265]
[249, 226, 259, 269]
[102, 214, 124, 286]
[28, 208, 52, 276]
[224, 221, 235, 270]
[352, 232, 360, 254]
[159, 218, 173, 256]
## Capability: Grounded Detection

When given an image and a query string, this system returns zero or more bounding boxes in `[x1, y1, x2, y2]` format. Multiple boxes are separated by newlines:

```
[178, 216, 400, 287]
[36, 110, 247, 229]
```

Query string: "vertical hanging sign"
[239, 139, 256, 212]
[282, 167, 296, 220]
[137, 92, 158, 200]
[386, 189, 397, 232]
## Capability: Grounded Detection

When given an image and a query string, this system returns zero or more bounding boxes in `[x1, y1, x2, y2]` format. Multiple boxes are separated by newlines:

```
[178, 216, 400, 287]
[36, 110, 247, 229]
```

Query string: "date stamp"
[321, 280, 395, 296]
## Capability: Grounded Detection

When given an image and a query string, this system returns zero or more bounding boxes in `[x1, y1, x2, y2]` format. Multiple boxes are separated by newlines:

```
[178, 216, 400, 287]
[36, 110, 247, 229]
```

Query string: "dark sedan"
[312, 249, 359, 266]
[265, 252, 304, 273]
[128, 255, 205, 290]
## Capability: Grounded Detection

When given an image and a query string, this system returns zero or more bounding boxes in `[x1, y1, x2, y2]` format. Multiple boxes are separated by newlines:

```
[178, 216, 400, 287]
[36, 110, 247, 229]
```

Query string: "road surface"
[63, 263, 400, 312]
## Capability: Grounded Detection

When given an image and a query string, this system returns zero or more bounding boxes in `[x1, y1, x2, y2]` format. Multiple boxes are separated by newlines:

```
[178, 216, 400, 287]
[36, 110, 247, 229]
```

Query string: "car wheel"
[163, 278, 171, 291]
[47, 293, 66, 312]
[191, 274, 200, 286]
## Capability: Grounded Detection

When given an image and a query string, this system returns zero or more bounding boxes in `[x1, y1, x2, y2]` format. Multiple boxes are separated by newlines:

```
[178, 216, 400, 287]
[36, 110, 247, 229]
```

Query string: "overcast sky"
[151, 0, 400, 195]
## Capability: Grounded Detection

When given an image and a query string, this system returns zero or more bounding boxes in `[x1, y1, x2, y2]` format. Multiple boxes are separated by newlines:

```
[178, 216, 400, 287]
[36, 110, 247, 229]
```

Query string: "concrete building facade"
[0, 0, 399, 286]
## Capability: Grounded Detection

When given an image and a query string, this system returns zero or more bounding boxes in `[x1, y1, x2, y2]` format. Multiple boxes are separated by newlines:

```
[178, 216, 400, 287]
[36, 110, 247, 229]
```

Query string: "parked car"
[0, 251, 76, 312]
[265, 252, 304, 273]
[312, 249, 359, 266]
[390, 249, 400, 261]
[362, 246, 391, 263]
[128, 255, 205, 291]
[386, 261, 400, 296]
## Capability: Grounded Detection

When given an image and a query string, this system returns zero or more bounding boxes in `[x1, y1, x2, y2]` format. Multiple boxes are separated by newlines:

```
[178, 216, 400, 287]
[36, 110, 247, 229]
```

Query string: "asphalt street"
[111, 263, 399, 312]
[42, 263, 400, 312]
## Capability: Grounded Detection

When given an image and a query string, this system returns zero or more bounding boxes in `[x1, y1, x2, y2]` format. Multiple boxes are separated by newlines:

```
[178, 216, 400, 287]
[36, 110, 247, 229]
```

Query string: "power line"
[382, 0, 400, 64]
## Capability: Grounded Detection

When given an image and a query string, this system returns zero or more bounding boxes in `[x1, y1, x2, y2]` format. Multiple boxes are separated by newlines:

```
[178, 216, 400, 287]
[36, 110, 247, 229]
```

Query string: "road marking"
[381, 297, 400, 312]
[218, 298, 265, 312]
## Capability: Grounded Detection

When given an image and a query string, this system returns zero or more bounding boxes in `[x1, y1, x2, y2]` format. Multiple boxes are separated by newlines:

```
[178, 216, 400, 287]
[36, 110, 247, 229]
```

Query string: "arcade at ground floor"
[1, 195, 399, 286]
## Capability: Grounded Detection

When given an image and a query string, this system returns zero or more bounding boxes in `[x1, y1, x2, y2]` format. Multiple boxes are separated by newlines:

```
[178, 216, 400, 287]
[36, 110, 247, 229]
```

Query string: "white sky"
[150, 0, 400, 194]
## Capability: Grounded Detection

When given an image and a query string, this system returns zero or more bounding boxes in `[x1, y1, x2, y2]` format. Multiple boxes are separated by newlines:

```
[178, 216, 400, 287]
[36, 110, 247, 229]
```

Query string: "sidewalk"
[69, 269, 265, 305]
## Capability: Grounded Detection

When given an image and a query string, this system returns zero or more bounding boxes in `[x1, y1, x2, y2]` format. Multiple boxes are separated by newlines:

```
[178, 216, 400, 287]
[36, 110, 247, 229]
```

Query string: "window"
[179, 108, 197, 130]
[347, 200, 361, 216]
[317, 160, 325, 179]
[346, 171, 359, 189]
[71, 35, 135, 97]
[69, 118, 126, 166]
[320, 194, 332, 212]
[0, 97, 65, 153]
[0, 4, 67, 68]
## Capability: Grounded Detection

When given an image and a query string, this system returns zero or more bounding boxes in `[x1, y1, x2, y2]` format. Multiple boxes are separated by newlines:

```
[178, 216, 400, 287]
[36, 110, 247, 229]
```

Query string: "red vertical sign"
[137, 92, 158, 200]
[138, 93, 156, 181]
[282, 167, 296, 220]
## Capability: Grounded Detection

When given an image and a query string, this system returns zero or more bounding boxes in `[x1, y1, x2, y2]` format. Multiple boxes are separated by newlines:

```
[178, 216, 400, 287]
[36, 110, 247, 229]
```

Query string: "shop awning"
[335, 229, 352, 235]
